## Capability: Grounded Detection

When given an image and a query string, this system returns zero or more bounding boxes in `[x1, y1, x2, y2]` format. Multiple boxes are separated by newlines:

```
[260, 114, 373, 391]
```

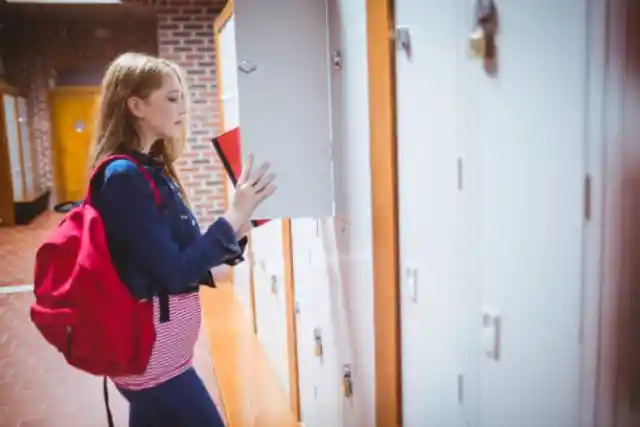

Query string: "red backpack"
[31, 154, 160, 379]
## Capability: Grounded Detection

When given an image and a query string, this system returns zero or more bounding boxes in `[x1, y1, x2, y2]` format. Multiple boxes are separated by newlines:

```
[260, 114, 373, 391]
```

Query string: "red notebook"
[212, 127, 270, 227]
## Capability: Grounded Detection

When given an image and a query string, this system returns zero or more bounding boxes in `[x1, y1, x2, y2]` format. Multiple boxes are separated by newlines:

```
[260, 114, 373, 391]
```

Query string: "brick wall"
[154, 0, 227, 223]
[3, 0, 228, 224]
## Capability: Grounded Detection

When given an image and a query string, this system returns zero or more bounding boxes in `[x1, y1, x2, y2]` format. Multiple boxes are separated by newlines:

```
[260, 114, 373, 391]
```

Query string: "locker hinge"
[457, 373, 464, 404]
[395, 26, 412, 60]
[584, 174, 592, 221]
[457, 157, 464, 190]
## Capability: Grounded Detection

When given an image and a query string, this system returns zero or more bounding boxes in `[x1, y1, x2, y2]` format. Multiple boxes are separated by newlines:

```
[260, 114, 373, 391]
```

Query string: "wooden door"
[50, 87, 99, 204]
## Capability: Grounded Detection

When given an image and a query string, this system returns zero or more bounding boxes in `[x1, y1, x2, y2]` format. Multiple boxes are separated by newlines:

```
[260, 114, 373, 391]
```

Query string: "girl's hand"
[224, 154, 276, 232]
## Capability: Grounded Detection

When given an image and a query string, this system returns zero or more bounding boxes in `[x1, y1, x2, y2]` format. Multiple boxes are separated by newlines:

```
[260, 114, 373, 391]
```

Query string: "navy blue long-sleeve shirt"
[93, 151, 246, 300]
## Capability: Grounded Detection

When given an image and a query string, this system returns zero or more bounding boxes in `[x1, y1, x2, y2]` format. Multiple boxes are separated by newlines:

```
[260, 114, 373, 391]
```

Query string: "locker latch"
[395, 26, 412, 60]
[313, 327, 323, 357]
[342, 364, 353, 398]
[270, 275, 278, 295]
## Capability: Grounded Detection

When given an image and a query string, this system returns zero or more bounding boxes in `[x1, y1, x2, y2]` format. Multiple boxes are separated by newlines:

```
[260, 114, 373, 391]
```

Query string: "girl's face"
[128, 71, 187, 141]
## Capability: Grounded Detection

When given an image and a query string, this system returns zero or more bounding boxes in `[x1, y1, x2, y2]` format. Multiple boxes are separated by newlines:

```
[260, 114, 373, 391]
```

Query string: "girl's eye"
[168, 97, 178, 103]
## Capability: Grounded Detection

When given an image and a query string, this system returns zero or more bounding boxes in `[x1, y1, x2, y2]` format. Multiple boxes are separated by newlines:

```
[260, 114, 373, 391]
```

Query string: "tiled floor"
[0, 212, 224, 426]
[0, 212, 63, 286]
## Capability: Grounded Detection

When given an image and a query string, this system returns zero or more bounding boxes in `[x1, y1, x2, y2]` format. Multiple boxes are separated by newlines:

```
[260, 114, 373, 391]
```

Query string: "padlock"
[313, 328, 323, 357]
[469, 0, 497, 60]
[343, 376, 353, 397]
[468, 26, 487, 59]
[343, 366, 353, 398]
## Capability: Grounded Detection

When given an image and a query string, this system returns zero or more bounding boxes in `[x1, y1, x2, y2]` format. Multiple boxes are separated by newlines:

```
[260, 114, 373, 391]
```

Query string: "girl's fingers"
[237, 153, 254, 186]
[254, 173, 276, 194]
[249, 162, 271, 189]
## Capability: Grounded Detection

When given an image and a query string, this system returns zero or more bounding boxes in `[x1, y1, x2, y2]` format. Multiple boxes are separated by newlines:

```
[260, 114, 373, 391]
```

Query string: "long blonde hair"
[90, 52, 190, 202]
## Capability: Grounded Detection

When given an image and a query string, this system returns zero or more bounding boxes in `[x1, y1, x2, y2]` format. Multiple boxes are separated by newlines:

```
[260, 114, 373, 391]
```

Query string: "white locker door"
[3, 94, 22, 202]
[328, 0, 346, 220]
[464, 2, 587, 426]
[291, 218, 323, 425]
[310, 220, 343, 427]
[290, 0, 345, 422]
[395, 1, 466, 426]
[291, 219, 344, 427]
[291, 219, 343, 427]
[17, 97, 33, 199]
[251, 221, 291, 397]
[219, 16, 240, 133]
[218, 16, 254, 317]
[233, 0, 334, 219]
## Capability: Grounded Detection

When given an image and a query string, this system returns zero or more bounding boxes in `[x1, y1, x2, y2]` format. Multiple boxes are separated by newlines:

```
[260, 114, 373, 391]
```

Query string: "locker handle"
[482, 312, 501, 360]
[406, 267, 418, 302]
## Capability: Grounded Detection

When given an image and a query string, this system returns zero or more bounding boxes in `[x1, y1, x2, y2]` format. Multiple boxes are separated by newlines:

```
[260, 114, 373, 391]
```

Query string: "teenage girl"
[91, 52, 276, 426]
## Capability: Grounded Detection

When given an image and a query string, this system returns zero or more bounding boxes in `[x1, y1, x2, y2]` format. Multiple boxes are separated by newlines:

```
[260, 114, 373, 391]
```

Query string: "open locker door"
[233, 0, 334, 219]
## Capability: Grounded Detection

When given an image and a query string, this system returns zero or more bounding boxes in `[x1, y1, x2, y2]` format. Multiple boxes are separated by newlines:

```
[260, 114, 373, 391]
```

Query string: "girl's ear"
[127, 96, 146, 119]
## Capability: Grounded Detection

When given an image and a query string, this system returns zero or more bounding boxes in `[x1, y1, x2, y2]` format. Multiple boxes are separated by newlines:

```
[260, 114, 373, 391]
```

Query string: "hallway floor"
[0, 212, 224, 426]
[0, 212, 61, 287]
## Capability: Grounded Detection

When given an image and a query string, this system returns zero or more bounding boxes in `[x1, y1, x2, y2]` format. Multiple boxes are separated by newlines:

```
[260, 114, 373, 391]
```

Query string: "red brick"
[156, 0, 225, 221]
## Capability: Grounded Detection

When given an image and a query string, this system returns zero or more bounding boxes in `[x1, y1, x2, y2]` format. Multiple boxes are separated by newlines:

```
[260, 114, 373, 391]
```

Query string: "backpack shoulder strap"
[85, 154, 162, 208]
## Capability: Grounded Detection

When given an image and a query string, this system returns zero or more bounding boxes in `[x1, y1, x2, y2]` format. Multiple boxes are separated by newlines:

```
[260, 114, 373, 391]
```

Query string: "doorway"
[49, 86, 99, 204]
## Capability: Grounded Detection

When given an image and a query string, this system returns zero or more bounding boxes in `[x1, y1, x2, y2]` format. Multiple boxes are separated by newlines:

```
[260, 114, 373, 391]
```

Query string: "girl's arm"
[96, 159, 242, 295]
